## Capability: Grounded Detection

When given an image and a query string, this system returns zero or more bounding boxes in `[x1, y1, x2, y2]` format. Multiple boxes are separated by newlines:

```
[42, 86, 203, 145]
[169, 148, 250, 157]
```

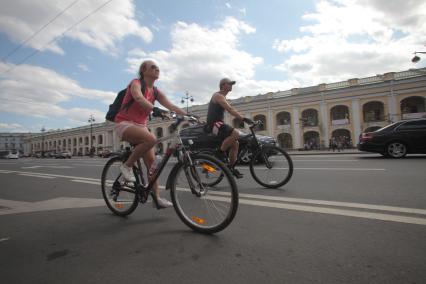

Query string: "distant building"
[0, 133, 32, 157]
[23, 68, 426, 155]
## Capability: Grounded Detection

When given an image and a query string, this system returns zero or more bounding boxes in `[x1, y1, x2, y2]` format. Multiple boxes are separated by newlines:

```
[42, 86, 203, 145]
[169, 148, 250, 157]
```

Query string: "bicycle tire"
[169, 153, 238, 234]
[249, 145, 293, 188]
[101, 156, 139, 216]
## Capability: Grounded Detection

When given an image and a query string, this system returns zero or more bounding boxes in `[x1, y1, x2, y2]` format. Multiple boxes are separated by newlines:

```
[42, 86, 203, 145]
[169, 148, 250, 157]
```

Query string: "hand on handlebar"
[152, 107, 169, 120]
[242, 117, 254, 125]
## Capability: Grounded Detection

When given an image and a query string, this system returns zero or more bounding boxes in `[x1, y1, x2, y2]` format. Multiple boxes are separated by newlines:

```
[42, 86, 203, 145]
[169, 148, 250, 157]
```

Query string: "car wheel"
[386, 142, 407, 158]
[240, 148, 253, 164]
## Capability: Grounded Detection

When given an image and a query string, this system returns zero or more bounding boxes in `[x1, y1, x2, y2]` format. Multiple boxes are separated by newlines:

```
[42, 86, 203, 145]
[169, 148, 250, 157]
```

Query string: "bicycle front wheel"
[170, 154, 238, 234]
[101, 156, 139, 216]
[249, 146, 293, 188]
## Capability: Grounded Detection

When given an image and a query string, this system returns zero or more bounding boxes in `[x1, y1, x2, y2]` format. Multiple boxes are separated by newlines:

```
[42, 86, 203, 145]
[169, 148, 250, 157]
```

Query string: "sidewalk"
[286, 148, 365, 155]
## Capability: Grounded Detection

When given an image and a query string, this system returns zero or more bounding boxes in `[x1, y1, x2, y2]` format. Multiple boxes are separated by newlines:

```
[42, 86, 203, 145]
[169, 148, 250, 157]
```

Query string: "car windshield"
[375, 121, 401, 132]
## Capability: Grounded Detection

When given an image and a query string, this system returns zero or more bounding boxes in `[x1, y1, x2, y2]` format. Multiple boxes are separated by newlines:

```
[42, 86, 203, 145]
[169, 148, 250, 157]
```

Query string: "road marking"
[292, 159, 359, 162]
[295, 167, 385, 171]
[21, 166, 73, 169]
[19, 174, 56, 179]
[1, 169, 424, 225]
[238, 198, 426, 226]
[71, 179, 101, 185]
[0, 197, 104, 216]
[208, 191, 426, 216]
[0, 170, 13, 174]
[0, 237, 10, 242]
[242, 167, 386, 171]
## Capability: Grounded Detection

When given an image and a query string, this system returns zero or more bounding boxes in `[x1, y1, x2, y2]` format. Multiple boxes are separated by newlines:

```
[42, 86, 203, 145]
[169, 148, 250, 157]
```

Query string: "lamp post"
[181, 91, 194, 114]
[411, 51, 426, 63]
[88, 114, 95, 157]
[41, 126, 45, 158]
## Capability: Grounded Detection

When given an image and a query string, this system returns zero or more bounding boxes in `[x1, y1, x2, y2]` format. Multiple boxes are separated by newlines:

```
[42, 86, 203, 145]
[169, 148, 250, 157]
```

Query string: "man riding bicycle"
[204, 78, 253, 178]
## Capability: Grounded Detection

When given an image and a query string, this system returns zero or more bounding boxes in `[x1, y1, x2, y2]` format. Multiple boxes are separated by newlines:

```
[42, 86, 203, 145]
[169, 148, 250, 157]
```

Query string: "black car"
[358, 118, 426, 158]
[180, 123, 276, 163]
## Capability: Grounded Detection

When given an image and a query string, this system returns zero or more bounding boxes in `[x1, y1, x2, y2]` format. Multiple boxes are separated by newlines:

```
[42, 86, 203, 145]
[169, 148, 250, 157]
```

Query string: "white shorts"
[114, 121, 147, 140]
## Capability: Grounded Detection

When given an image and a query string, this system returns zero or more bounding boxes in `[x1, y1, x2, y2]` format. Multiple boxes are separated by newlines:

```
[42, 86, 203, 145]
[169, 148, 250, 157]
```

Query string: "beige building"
[24, 68, 426, 155]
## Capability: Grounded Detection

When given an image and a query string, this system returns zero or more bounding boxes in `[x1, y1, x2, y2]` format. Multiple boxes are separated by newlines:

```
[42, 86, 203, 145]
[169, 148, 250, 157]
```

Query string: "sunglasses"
[150, 64, 160, 70]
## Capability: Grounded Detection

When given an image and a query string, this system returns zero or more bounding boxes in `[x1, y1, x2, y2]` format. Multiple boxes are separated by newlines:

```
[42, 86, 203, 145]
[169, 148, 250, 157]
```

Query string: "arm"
[213, 93, 244, 120]
[130, 81, 154, 110]
[156, 89, 187, 115]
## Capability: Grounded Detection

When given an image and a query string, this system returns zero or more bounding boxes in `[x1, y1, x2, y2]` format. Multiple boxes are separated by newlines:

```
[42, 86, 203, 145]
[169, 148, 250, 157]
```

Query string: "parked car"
[358, 118, 426, 158]
[6, 152, 19, 159]
[179, 123, 277, 164]
[55, 151, 72, 159]
[99, 149, 113, 158]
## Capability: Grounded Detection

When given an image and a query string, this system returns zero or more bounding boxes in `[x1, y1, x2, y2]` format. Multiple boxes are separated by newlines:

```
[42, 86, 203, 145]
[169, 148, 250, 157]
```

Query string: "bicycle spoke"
[170, 154, 238, 233]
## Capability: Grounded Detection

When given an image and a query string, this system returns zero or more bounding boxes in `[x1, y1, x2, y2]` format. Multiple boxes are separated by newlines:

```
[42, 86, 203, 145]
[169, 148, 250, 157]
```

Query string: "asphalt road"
[1, 154, 425, 284]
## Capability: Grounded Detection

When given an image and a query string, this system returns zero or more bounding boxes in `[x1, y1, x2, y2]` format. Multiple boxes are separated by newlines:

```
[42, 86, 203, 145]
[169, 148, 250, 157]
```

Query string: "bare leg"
[141, 147, 161, 198]
[220, 130, 240, 166]
[121, 126, 156, 167]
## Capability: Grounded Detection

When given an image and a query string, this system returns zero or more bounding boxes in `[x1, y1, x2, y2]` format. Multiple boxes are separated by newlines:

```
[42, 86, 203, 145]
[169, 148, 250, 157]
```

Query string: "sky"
[0, 0, 425, 133]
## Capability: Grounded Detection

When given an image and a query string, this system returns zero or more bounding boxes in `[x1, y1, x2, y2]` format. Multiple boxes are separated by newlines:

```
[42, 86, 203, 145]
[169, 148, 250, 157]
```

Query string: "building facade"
[0, 133, 32, 157]
[23, 68, 426, 155]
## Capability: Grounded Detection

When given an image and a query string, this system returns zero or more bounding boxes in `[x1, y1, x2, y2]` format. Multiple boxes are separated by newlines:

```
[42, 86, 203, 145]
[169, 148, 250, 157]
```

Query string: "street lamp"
[181, 91, 194, 114]
[88, 114, 95, 157]
[411, 51, 426, 63]
[41, 126, 45, 158]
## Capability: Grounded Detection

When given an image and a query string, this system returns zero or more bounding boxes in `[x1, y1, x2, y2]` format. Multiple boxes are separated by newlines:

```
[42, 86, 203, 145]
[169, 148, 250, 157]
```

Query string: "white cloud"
[0, 0, 152, 55]
[273, 0, 426, 85]
[77, 63, 90, 72]
[126, 17, 295, 105]
[0, 62, 114, 124]
[0, 122, 27, 132]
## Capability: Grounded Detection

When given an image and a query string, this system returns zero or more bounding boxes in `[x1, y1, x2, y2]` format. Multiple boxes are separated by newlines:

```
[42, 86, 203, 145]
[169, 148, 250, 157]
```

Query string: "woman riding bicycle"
[114, 60, 187, 209]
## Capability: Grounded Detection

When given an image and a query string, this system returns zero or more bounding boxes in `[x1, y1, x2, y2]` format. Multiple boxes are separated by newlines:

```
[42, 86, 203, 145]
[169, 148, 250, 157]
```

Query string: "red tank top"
[115, 79, 157, 125]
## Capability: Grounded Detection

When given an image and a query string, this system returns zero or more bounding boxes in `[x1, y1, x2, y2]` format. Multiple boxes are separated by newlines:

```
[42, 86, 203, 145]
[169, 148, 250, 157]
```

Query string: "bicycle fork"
[182, 152, 207, 197]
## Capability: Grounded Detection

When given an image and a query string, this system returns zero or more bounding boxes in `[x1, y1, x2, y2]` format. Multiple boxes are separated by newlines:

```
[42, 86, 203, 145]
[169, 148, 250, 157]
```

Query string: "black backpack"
[105, 81, 158, 122]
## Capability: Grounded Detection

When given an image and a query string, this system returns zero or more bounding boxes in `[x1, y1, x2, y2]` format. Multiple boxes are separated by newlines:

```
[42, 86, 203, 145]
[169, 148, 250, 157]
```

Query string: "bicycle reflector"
[114, 203, 124, 209]
[201, 163, 216, 173]
[192, 216, 206, 224]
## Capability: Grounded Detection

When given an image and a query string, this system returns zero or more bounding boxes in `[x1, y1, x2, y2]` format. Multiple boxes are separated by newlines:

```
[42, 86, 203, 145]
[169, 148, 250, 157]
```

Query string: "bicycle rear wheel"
[249, 146, 293, 188]
[101, 156, 139, 216]
[170, 154, 238, 234]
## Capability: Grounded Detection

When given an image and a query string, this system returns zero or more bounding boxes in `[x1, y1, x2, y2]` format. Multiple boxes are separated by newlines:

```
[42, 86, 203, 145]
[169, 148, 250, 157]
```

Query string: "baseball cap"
[219, 78, 236, 88]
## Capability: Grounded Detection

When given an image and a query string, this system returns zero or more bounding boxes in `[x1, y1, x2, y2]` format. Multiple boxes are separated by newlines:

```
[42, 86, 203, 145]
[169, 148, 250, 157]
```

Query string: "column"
[387, 94, 397, 122]
[292, 107, 301, 149]
[268, 107, 273, 137]
[352, 99, 361, 141]
[320, 102, 329, 147]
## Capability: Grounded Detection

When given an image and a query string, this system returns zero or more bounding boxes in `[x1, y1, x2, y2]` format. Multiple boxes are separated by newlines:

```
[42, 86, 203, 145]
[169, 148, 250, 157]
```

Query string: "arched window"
[253, 114, 267, 131]
[401, 96, 426, 119]
[363, 101, 384, 122]
[331, 129, 352, 149]
[330, 105, 349, 121]
[277, 133, 293, 149]
[301, 109, 319, 127]
[276, 111, 291, 126]
[303, 131, 320, 150]
[85, 137, 89, 145]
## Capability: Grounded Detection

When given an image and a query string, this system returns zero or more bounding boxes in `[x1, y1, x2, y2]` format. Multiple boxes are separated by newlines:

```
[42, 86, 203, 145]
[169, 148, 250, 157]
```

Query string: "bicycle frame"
[128, 116, 201, 206]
